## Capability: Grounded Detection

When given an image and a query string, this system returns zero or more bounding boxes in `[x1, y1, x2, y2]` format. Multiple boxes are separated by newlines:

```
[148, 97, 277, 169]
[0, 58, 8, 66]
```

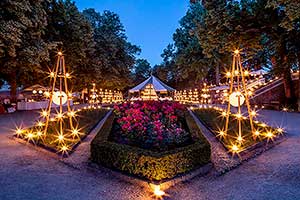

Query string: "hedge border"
[91, 110, 211, 182]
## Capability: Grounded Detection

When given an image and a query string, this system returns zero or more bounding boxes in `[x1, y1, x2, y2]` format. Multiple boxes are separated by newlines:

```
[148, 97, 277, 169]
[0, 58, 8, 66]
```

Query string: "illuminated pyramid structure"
[222, 50, 257, 152]
[141, 84, 158, 100]
[41, 51, 79, 153]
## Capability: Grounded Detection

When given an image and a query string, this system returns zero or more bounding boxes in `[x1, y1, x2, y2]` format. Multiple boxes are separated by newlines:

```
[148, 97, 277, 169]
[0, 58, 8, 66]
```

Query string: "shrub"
[91, 110, 211, 182]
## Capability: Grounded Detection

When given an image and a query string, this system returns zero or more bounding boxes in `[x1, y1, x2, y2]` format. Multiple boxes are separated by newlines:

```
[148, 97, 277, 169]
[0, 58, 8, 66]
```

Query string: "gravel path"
[0, 109, 300, 200]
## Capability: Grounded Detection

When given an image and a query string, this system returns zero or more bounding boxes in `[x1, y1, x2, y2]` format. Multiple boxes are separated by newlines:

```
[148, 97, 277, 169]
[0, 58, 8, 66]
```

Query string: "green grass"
[16, 108, 109, 154]
[194, 108, 282, 152]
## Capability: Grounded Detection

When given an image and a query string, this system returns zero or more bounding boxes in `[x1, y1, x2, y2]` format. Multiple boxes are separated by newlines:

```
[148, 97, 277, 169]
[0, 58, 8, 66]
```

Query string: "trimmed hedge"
[91, 111, 211, 182]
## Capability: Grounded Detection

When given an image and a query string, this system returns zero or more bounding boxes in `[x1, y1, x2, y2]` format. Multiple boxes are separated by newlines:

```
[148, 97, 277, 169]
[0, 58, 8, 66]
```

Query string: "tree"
[0, 0, 50, 99]
[133, 59, 151, 84]
[158, 3, 209, 89]
[44, 0, 96, 91]
[82, 9, 141, 90]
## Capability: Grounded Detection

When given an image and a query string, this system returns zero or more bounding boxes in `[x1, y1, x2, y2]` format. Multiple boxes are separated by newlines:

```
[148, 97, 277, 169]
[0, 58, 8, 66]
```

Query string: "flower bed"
[91, 101, 211, 182]
[111, 101, 192, 151]
[15, 108, 108, 155]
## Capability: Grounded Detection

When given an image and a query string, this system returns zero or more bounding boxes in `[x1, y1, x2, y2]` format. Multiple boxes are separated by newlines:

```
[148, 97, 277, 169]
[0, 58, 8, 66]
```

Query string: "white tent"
[129, 75, 175, 93]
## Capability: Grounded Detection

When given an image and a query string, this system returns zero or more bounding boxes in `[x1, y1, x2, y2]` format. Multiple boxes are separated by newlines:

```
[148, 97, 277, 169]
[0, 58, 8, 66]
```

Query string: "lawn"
[194, 108, 283, 153]
[15, 108, 109, 155]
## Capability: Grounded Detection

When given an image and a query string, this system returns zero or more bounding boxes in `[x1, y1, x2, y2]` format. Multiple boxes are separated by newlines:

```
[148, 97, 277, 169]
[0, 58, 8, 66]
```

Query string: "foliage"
[132, 59, 152, 84]
[44, 0, 96, 91]
[155, 3, 209, 89]
[82, 8, 141, 90]
[0, 0, 50, 97]
[111, 101, 192, 151]
[91, 110, 211, 181]
[0, 1, 141, 98]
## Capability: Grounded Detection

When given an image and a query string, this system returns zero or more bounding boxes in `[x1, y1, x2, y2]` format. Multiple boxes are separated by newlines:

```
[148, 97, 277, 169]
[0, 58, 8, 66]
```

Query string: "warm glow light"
[52, 91, 68, 105]
[37, 131, 43, 137]
[41, 110, 48, 117]
[234, 49, 240, 54]
[59, 145, 69, 154]
[153, 185, 165, 198]
[68, 111, 76, 117]
[277, 128, 283, 133]
[58, 51, 63, 56]
[27, 132, 34, 139]
[65, 73, 70, 78]
[235, 113, 242, 119]
[50, 72, 55, 78]
[231, 144, 239, 152]
[72, 129, 79, 136]
[56, 113, 63, 119]
[229, 92, 245, 107]
[260, 123, 267, 127]
[254, 131, 260, 136]
[244, 70, 249, 76]
[266, 131, 274, 138]
[44, 91, 50, 97]
[219, 131, 225, 137]
[15, 128, 23, 136]
[37, 121, 44, 127]
[226, 72, 231, 78]
[57, 134, 65, 142]
[237, 136, 243, 142]
[222, 111, 227, 117]
[250, 111, 257, 116]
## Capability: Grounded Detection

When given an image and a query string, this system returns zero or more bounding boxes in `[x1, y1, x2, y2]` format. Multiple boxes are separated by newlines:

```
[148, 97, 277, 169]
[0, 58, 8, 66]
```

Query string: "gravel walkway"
[0, 109, 300, 200]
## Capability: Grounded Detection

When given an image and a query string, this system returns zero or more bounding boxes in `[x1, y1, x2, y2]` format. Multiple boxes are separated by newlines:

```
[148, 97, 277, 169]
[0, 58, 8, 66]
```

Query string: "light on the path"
[153, 185, 165, 198]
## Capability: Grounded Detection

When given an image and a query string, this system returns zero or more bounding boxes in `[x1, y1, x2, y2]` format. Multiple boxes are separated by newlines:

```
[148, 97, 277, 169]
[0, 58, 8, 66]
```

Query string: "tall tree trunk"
[298, 52, 300, 111]
[215, 64, 220, 85]
[282, 55, 293, 106]
[9, 71, 17, 103]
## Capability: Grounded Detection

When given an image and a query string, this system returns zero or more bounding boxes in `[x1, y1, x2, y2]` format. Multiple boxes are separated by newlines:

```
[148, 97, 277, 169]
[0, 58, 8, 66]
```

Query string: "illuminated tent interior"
[129, 75, 175, 100]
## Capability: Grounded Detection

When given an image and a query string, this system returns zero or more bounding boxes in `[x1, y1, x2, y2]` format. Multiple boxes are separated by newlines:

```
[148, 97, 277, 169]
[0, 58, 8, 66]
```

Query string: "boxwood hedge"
[90, 111, 211, 182]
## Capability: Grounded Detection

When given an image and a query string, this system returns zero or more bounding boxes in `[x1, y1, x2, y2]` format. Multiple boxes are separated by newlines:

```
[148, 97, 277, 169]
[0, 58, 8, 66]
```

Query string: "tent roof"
[23, 84, 53, 92]
[129, 75, 175, 92]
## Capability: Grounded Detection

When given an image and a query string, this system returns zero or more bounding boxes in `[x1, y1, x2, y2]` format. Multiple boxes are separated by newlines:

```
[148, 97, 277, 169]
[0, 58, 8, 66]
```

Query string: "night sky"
[74, 0, 189, 66]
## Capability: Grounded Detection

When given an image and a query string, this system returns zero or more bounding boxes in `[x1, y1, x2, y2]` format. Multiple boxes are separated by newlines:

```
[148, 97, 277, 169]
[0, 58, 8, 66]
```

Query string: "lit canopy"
[129, 75, 175, 93]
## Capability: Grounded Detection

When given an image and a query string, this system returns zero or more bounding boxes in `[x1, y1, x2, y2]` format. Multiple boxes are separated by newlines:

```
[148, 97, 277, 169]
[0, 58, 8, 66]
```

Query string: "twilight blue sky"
[74, 0, 190, 66]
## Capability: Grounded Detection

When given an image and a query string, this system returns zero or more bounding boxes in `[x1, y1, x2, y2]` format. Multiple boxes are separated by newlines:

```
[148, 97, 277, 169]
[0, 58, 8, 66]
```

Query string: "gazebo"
[129, 75, 175, 101]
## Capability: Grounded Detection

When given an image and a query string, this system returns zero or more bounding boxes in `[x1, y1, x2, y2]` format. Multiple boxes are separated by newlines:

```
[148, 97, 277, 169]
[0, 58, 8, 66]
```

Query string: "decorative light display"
[14, 51, 84, 155]
[201, 83, 211, 104]
[89, 83, 100, 105]
[98, 89, 123, 104]
[140, 84, 158, 101]
[42, 51, 76, 145]
[174, 88, 200, 104]
[222, 49, 256, 146]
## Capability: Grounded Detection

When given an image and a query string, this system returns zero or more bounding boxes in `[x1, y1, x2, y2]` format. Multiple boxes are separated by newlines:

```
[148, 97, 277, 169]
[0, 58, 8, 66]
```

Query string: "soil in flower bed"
[15, 108, 108, 153]
[194, 108, 283, 151]
[109, 101, 195, 152]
